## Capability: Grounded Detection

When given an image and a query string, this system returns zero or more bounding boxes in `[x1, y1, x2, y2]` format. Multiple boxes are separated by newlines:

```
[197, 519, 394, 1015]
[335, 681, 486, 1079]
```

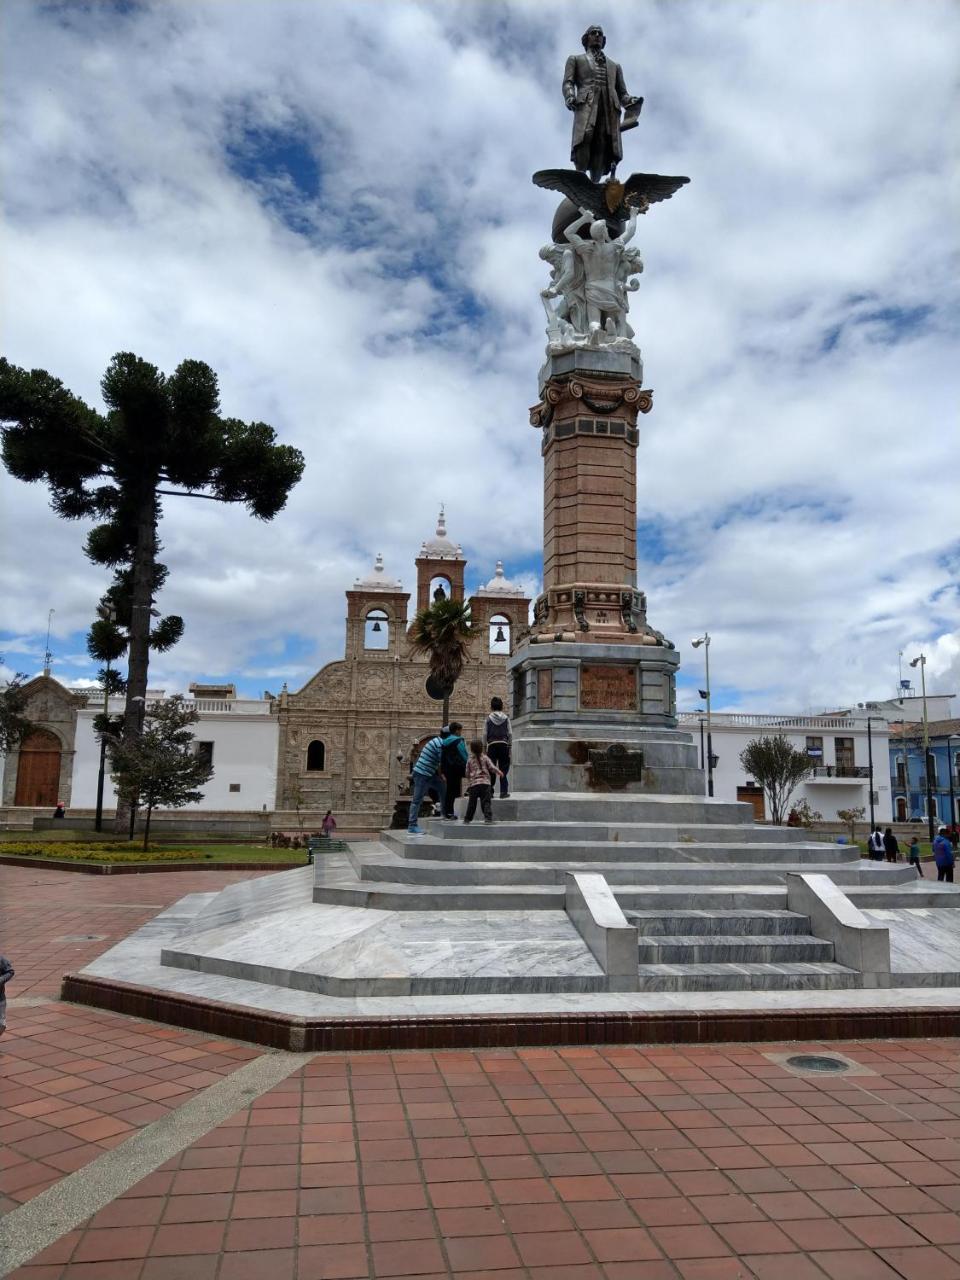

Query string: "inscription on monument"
[588, 743, 645, 788]
[580, 665, 637, 710]
[537, 669, 554, 710]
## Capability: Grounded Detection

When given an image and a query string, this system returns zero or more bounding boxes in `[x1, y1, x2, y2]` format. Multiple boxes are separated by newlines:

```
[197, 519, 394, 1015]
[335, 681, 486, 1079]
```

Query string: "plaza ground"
[2, 862, 960, 1280]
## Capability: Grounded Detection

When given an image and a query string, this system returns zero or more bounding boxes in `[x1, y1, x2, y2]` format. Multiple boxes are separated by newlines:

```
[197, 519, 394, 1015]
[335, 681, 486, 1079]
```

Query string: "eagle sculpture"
[532, 168, 690, 222]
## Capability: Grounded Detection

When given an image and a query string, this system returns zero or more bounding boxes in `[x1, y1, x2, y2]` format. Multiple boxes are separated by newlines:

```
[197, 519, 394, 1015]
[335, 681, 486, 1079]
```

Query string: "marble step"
[635, 935, 835, 963]
[485, 794, 756, 825]
[386, 834, 856, 865]
[360, 859, 873, 887]
[634, 961, 860, 991]
[625, 909, 809, 935]
[440, 820, 819, 845]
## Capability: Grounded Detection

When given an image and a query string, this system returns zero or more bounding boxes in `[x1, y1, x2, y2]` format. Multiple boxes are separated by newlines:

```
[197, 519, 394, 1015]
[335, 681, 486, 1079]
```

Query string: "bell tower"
[414, 507, 466, 612]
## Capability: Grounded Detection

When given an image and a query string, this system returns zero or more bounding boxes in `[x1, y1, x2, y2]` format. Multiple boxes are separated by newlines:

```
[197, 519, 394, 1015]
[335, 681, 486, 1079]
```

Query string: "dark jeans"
[910, 857, 923, 877]
[937, 865, 954, 882]
[443, 770, 465, 818]
[408, 771, 445, 829]
[487, 743, 510, 797]
[464, 784, 493, 823]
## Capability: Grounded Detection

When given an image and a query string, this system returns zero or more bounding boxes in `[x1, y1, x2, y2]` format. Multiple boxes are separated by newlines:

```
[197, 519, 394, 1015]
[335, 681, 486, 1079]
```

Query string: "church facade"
[273, 511, 531, 823]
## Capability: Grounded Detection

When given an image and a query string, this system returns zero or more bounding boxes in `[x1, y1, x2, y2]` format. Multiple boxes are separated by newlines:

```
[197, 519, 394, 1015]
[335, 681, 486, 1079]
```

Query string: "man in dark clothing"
[933, 827, 955, 883]
[883, 827, 900, 863]
[867, 827, 885, 860]
[485, 697, 512, 799]
[440, 722, 469, 819]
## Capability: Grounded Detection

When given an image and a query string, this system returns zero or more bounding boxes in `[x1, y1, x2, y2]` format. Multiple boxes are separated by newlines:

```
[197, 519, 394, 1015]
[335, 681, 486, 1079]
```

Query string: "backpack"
[441, 737, 464, 773]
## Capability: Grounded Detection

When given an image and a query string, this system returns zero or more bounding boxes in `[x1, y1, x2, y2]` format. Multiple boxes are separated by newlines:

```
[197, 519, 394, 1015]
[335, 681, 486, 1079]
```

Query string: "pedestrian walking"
[407, 733, 446, 836]
[0, 955, 14, 1038]
[440, 722, 469, 819]
[485, 697, 512, 799]
[883, 827, 900, 863]
[321, 810, 337, 838]
[462, 739, 503, 825]
[867, 827, 885, 860]
[908, 836, 923, 877]
[53, 801, 65, 819]
[933, 826, 955, 883]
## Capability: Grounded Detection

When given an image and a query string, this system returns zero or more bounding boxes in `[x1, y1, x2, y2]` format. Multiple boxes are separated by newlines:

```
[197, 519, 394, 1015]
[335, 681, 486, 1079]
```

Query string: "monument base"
[508, 638, 702, 794]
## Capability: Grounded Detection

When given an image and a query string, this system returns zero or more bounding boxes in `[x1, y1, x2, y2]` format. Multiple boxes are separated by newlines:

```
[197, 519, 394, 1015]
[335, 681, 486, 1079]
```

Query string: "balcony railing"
[809, 765, 870, 780]
[677, 712, 861, 730]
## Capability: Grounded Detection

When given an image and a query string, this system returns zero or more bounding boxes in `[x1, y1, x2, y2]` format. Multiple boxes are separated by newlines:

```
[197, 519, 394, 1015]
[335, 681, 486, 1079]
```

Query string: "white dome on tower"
[477, 561, 524, 596]
[419, 505, 464, 560]
[353, 552, 403, 591]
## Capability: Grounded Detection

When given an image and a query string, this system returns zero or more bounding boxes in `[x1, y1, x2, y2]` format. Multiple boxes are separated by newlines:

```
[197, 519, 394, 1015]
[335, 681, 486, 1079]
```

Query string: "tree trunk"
[442, 695, 450, 727]
[142, 800, 153, 852]
[114, 488, 157, 832]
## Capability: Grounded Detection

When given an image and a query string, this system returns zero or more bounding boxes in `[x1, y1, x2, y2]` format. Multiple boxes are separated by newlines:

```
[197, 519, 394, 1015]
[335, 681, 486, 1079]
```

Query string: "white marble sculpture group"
[540, 205, 643, 354]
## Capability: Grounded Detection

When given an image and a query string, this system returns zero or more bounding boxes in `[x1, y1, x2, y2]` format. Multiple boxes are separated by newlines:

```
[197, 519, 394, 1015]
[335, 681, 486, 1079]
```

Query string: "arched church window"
[489, 614, 511, 655]
[364, 609, 389, 650]
[429, 575, 451, 603]
[306, 740, 326, 771]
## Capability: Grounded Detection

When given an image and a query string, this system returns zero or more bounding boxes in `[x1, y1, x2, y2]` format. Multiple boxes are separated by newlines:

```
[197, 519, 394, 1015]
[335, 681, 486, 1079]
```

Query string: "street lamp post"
[866, 716, 876, 832]
[947, 734, 957, 832]
[909, 654, 934, 841]
[692, 633, 713, 798]
[93, 604, 117, 833]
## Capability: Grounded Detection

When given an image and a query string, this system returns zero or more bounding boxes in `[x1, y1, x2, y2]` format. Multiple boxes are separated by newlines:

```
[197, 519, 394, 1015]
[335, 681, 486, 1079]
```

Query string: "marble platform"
[69, 789, 960, 1031]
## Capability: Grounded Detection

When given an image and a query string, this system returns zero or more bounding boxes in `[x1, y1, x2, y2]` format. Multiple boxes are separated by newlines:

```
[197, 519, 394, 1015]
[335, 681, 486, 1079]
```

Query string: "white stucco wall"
[70, 700, 278, 813]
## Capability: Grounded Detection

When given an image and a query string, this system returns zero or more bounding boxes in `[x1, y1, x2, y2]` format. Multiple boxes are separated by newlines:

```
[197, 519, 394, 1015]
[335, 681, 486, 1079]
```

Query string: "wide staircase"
[311, 792, 924, 993]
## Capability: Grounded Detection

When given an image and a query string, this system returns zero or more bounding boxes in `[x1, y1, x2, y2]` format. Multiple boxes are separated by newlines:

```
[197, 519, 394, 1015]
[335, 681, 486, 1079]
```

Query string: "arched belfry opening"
[415, 506, 465, 613]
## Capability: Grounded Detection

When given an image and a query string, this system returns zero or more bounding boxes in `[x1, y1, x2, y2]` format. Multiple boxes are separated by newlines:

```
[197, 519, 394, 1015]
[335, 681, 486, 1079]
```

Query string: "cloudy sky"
[1, 0, 957, 713]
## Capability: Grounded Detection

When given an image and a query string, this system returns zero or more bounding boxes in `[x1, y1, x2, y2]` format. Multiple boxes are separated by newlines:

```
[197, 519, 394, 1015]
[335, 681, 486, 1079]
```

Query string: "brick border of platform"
[61, 972, 960, 1051]
[0, 854, 304, 874]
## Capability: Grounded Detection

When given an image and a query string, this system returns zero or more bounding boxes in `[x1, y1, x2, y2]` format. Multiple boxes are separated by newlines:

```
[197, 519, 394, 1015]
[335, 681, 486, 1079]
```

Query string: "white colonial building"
[677, 710, 891, 823]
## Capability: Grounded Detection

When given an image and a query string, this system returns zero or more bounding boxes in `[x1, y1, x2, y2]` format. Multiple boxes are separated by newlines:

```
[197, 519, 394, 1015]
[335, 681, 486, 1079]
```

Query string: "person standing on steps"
[485, 697, 512, 799]
[407, 733, 446, 837]
[321, 810, 337, 839]
[463, 740, 503, 825]
[440, 722, 469, 819]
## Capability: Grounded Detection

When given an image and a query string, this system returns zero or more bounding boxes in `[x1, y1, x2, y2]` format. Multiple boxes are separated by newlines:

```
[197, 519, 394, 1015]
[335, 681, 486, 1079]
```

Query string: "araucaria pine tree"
[0, 353, 305, 829]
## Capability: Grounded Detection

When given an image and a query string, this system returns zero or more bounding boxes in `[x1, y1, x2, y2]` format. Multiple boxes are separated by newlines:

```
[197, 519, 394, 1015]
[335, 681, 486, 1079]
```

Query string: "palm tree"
[408, 597, 472, 726]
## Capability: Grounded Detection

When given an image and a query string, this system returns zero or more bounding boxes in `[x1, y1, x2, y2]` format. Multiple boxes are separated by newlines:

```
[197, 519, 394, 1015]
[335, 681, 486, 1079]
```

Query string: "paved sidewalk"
[2, 865, 960, 1280]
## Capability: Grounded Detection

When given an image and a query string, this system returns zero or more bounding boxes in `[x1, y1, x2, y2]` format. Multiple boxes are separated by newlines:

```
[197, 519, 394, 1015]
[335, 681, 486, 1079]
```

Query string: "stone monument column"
[509, 34, 696, 794]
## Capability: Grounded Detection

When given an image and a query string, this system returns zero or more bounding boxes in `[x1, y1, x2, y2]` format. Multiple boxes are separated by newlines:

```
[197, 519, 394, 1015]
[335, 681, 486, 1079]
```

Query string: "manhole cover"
[785, 1054, 849, 1073]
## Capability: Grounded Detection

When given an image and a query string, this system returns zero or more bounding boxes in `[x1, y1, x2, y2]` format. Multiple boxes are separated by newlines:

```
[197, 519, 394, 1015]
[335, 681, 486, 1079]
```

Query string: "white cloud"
[1, 0, 957, 710]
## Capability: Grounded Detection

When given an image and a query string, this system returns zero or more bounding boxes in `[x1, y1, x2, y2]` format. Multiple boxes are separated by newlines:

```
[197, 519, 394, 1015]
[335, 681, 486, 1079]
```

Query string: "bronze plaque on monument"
[537, 668, 553, 709]
[580, 665, 637, 710]
[588, 743, 645, 788]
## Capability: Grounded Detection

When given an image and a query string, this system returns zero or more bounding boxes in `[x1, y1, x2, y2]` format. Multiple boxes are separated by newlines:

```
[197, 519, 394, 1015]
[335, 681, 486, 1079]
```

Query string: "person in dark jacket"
[867, 827, 885, 860]
[0, 955, 14, 1036]
[440, 723, 469, 819]
[933, 827, 955, 883]
[485, 697, 512, 799]
[883, 827, 900, 863]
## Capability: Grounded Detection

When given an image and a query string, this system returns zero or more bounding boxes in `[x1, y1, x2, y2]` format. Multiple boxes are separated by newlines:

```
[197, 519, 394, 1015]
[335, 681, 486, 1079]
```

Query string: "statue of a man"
[563, 206, 640, 336]
[563, 25, 641, 183]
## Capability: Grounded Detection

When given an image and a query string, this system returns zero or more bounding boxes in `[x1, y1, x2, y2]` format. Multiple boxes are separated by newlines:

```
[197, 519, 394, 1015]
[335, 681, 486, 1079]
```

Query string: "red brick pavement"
[3, 866, 960, 1279]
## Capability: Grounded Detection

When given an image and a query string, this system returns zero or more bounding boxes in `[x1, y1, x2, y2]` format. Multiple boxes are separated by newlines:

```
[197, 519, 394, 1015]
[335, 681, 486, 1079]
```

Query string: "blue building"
[889, 718, 960, 825]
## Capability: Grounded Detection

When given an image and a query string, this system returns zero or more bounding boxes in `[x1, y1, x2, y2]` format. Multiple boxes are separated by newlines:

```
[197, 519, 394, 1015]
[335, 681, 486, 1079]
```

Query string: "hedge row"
[0, 843, 203, 863]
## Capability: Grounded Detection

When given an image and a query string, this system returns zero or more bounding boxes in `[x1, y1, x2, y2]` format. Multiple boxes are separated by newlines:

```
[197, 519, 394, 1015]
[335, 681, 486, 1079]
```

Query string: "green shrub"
[0, 842, 200, 863]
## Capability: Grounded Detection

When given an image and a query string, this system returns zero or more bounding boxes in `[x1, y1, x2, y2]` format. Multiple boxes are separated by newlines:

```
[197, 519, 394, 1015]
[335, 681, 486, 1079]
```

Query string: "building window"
[229, 783, 241, 793]
[805, 736, 823, 760]
[194, 741, 214, 769]
[489, 614, 511, 655]
[834, 737, 854, 772]
[364, 609, 389, 650]
[896, 756, 908, 788]
[306, 740, 326, 771]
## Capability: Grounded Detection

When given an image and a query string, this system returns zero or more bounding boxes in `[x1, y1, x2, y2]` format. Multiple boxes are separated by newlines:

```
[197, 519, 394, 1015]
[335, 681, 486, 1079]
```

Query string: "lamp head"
[909, 656, 922, 668]
[691, 638, 703, 649]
